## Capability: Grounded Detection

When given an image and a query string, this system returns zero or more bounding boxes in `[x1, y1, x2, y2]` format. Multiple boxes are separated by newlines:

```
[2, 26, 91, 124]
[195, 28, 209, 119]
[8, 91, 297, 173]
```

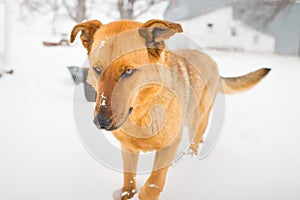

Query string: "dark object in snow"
[0, 69, 14, 78]
[6, 69, 14, 74]
[207, 23, 213, 28]
[67, 66, 96, 102]
[67, 66, 87, 84]
[43, 39, 70, 47]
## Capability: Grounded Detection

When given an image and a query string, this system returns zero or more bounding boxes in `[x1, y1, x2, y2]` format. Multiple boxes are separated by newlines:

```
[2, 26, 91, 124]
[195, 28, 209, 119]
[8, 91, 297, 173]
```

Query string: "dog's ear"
[70, 20, 103, 53]
[138, 19, 183, 57]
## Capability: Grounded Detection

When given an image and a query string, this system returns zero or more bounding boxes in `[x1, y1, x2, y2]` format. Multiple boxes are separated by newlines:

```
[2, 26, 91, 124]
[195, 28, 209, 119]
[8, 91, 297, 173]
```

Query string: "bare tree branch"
[117, 0, 135, 19]
[62, 0, 77, 22]
[20, 0, 63, 15]
[117, 0, 164, 19]
[19, 0, 166, 26]
[62, 0, 87, 23]
[232, 0, 297, 26]
[134, 0, 156, 18]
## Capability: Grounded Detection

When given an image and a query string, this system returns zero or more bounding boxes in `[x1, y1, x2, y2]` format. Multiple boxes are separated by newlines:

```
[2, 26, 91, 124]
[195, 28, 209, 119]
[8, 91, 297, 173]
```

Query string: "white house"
[179, 7, 275, 53]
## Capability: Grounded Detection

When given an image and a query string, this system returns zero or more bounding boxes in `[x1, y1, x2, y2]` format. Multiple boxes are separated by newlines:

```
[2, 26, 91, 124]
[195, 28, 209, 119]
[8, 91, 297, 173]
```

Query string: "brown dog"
[70, 19, 270, 200]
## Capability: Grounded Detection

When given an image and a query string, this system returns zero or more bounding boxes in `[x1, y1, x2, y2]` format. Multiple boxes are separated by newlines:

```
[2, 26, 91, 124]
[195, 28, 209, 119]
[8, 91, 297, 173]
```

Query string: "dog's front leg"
[121, 146, 139, 200]
[138, 136, 181, 200]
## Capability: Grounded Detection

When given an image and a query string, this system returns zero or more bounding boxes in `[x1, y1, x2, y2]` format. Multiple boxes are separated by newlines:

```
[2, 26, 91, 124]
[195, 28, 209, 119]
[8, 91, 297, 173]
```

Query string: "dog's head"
[70, 19, 182, 131]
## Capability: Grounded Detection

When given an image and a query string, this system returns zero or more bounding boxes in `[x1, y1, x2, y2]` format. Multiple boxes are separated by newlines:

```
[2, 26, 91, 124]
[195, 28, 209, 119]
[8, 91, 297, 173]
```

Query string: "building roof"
[164, 0, 232, 21]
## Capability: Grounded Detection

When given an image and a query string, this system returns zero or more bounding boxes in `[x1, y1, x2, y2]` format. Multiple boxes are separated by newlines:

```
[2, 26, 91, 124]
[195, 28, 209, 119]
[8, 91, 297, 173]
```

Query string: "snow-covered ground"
[1, 12, 300, 200]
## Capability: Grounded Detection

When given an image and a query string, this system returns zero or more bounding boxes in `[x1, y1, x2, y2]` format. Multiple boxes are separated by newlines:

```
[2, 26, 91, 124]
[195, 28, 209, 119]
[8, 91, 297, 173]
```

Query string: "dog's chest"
[112, 91, 182, 152]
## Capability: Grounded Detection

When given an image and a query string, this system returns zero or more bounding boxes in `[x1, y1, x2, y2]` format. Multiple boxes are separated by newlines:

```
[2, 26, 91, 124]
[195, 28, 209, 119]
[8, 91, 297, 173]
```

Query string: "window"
[253, 35, 260, 44]
[231, 27, 237, 37]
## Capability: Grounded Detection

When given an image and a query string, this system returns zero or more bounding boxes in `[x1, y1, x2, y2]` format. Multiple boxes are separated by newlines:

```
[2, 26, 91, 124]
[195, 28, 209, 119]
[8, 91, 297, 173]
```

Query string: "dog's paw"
[187, 145, 199, 156]
[188, 142, 204, 156]
[138, 185, 161, 200]
[113, 188, 137, 200]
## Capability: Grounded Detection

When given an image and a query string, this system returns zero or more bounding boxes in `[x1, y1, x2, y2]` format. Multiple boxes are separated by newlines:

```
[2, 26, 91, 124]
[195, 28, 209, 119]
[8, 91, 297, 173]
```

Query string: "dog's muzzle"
[93, 107, 133, 131]
[93, 115, 112, 130]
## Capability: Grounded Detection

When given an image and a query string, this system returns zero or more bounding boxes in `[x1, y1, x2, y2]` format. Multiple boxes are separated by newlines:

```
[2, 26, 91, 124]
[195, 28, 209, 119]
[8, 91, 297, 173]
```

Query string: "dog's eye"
[93, 67, 102, 75]
[122, 68, 136, 77]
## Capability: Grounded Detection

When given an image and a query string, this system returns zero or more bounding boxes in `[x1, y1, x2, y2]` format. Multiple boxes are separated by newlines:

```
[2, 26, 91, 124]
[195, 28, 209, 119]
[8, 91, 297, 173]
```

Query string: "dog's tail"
[219, 68, 271, 94]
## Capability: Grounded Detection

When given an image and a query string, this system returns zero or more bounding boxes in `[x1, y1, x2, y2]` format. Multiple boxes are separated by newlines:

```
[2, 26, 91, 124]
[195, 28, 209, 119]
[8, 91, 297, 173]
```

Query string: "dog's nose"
[93, 115, 112, 130]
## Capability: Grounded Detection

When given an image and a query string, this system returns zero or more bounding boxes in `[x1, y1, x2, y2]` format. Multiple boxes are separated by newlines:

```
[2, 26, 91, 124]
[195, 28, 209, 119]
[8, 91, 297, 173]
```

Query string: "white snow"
[112, 188, 123, 200]
[113, 188, 137, 200]
[1, 6, 300, 200]
[98, 41, 106, 49]
[122, 191, 129, 197]
[100, 92, 107, 106]
[100, 99, 106, 106]
[100, 92, 107, 99]
[0, 3, 5, 56]
[149, 183, 159, 189]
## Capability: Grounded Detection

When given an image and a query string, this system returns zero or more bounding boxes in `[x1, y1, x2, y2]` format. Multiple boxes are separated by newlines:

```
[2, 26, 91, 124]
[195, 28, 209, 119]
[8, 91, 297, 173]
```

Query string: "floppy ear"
[138, 19, 183, 57]
[70, 20, 103, 53]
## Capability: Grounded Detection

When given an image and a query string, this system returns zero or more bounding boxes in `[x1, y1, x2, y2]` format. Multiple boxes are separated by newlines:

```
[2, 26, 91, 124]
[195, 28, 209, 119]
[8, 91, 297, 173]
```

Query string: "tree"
[20, 0, 89, 23]
[63, 0, 87, 23]
[20, 0, 166, 22]
[233, 0, 299, 26]
[117, 0, 161, 19]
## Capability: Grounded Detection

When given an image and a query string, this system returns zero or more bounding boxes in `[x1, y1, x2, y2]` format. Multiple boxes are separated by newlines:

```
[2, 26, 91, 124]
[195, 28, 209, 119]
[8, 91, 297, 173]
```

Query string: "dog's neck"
[159, 51, 166, 64]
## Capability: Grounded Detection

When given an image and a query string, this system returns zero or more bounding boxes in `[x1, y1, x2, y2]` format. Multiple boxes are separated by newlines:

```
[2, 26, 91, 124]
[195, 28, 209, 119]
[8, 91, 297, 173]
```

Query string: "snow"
[100, 92, 107, 99]
[100, 99, 106, 106]
[149, 183, 159, 189]
[1, 7, 300, 200]
[113, 187, 138, 200]
[0, 3, 4, 55]
[99, 41, 106, 49]
[99, 92, 107, 106]
[112, 188, 123, 200]
[122, 191, 129, 197]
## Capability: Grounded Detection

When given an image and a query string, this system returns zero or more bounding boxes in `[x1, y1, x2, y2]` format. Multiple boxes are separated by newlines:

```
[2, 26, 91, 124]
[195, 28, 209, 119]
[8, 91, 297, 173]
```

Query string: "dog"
[70, 19, 270, 200]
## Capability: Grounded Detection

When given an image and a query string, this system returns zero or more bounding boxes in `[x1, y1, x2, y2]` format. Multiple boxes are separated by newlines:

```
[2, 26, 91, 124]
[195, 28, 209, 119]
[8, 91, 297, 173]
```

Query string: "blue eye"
[93, 67, 102, 75]
[122, 68, 136, 77]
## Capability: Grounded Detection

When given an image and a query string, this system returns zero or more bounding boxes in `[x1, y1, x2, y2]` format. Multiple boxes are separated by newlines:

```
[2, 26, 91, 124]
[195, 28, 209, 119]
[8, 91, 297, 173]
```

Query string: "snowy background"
[1, 1, 300, 200]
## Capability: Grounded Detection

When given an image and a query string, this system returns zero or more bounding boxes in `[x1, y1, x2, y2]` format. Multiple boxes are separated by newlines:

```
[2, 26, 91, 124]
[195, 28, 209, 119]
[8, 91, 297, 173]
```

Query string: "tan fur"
[70, 19, 270, 200]
[220, 68, 271, 94]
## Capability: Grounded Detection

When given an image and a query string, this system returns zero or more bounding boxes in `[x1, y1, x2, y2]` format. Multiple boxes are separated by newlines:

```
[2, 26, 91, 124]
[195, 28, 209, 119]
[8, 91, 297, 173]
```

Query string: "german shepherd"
[70, 19, 270, 200]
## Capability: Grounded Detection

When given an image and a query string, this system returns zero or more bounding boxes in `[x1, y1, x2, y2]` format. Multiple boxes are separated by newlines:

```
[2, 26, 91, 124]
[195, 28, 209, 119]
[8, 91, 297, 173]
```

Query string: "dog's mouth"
[105, 107, 133, 131]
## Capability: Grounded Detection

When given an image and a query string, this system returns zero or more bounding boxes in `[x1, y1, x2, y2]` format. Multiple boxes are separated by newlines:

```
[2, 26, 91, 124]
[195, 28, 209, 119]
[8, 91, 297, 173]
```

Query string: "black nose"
[93, 115, 112, 130]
